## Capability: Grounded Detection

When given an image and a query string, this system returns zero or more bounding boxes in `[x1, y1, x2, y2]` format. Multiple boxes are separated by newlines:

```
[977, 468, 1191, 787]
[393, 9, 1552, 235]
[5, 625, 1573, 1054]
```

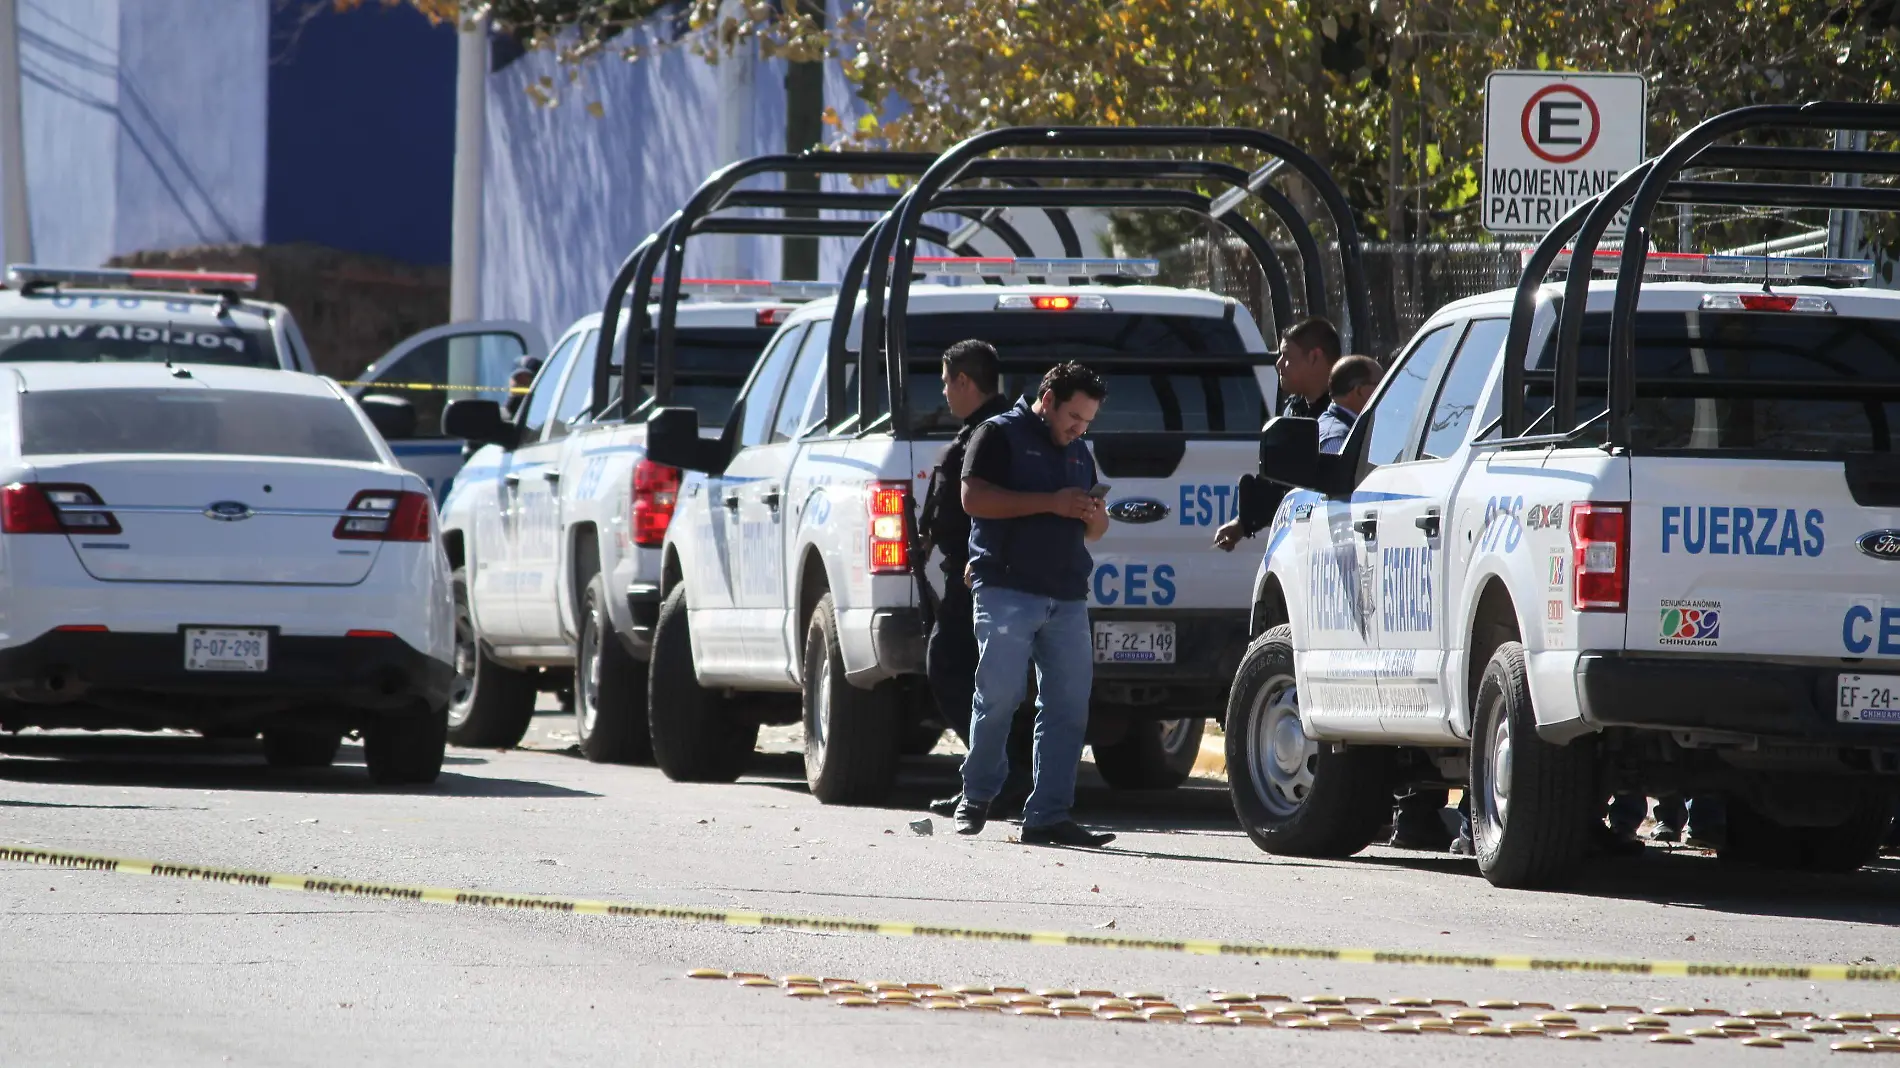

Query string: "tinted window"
[616, 327, 779, 427]
[1362, 323, 1459, 467]
[22, 389, 380, 462]
[520, 332, 580, 436]
[0, 316, 277, 368]
[1420, 318, 1508, 459]
[736, 327, 803, 447]
[550, 330, 600, 438]
[1533, 311, 1900, 452]
[362, 330, 530, 438]
[898, 311, 1261, 436]
[773, 325, 826, 442]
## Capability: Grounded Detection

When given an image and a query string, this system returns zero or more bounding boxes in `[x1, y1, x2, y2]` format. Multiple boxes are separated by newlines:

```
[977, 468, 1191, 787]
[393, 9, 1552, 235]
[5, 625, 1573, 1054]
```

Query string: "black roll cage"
[1499, 101, 1900, 447]
[820, 127, 1370, 441]
[586, 151, 1081, 421]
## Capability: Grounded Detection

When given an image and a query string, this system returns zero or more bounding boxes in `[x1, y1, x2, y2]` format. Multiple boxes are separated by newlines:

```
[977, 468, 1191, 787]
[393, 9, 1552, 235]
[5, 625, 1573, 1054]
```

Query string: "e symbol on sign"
[1520, 84, 1601, 164]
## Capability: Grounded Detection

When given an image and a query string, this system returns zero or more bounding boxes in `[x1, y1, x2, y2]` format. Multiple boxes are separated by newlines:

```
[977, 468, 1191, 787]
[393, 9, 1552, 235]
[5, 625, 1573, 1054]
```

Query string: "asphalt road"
[5, 705, 1900, 1066]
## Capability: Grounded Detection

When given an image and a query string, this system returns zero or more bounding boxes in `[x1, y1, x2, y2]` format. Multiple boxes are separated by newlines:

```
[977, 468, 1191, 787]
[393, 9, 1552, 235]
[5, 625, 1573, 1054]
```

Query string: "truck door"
[692, 324, 804, 680]
[514, 329, 601, 645]
[1362, 318, 1509, 739]
[488, 332, 584, 646]
[730, 324, 823, 678]
[352, 320, 544, 501]
[1300, 322, 1460, 736]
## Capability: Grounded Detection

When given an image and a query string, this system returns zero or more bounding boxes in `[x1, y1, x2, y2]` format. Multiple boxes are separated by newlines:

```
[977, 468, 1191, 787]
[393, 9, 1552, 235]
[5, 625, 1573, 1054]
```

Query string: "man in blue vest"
[953, 362, 1114, 847]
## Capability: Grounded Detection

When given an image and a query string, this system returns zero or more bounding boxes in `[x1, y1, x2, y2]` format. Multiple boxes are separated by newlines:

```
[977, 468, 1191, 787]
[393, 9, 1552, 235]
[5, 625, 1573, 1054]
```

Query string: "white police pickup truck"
[1229, 247, 1900, 887]
[642, 258, 1276, 803]
[434, 283, 826, 758]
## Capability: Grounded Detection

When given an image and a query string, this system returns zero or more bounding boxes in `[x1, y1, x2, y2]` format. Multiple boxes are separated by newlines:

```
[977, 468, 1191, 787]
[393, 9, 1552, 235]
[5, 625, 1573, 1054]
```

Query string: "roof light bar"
[911, 256, 1160, 279]
[648, 277, 838, 301]
[7, 264, 259, 293]
[1526, 248, 1873, 282]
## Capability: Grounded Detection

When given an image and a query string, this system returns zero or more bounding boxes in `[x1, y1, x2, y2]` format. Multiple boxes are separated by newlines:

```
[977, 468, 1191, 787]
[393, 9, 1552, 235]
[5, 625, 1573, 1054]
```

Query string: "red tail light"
[868, 481, 910, 574]
[632, 459, 680, 548]
[1569, 502, 1628, 612]
[336, 490, 432, 542]
[2, 483, 120, 535]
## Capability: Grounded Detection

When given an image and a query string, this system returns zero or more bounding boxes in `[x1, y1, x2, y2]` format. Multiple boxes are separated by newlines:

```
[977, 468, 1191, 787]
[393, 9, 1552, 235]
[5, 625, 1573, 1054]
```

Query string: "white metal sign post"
[1483, 71, 1647, 235]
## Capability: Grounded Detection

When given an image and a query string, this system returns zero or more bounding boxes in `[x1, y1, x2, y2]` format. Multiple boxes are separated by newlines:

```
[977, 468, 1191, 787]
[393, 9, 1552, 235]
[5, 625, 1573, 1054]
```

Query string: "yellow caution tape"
[3, 842, 1896, 984]
[337, 380, 530, 394]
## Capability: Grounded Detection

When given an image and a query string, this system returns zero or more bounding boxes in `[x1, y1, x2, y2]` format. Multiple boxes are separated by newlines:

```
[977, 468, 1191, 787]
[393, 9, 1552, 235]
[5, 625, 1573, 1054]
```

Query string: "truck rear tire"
[1470, 641, 1597, 888]
[446, 568, 537, 749]
[1225, 626, 1389, 856]
[576, 574, 654, 765]
[364, 705, 447, 785]
[1720, 800, 1890, 873]
[647, 586, 758, 783]
[802, 593, 901, 805]
[1093, 715, 1203, 790]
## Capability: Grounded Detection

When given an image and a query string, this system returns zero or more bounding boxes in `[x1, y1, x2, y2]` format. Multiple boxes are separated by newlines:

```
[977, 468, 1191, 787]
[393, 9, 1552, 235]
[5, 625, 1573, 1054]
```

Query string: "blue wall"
[265, 1, 456, 264]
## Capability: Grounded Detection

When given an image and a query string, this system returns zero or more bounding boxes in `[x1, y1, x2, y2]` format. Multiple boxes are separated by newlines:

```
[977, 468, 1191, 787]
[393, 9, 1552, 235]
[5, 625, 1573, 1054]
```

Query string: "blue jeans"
[960, 584, 1093, 828]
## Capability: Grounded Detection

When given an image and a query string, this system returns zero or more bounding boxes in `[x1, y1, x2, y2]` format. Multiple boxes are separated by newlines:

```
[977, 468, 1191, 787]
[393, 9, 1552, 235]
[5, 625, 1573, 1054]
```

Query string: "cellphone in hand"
[1088, 483, 1110, 499]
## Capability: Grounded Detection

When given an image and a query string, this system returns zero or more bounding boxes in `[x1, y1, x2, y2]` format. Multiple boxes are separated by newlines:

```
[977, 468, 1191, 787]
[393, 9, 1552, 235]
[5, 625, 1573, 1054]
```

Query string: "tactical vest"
[967, 398, 1096, 602]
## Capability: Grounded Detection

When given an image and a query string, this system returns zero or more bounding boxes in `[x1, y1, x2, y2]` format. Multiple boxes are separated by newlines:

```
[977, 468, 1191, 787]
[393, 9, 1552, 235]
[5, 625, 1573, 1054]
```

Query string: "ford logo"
[204, 501, 254, 522]
[1858, 529, 1900, 561]
[1107, 497, 1169, 525]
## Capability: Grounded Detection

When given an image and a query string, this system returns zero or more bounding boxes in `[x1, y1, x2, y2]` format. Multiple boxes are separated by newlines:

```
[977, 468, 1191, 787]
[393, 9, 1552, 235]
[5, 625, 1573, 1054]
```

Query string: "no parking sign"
[1483, 71, 1646, 235]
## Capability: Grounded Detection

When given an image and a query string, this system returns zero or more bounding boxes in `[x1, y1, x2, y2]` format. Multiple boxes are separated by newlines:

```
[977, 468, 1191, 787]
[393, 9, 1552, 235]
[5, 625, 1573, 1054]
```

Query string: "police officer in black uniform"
[1213, 317, 1341, 551]
[919, 340, 1009, 741]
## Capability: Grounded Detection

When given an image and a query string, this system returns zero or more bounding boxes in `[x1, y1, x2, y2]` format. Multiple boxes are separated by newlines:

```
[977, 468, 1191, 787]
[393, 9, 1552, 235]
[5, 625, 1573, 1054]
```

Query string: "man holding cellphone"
[949, 362, 1115, 848]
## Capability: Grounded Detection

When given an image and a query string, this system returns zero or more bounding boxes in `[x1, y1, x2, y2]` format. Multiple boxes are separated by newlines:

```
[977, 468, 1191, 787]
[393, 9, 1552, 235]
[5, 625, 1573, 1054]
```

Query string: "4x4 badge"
[1858, 529, 1900, 561]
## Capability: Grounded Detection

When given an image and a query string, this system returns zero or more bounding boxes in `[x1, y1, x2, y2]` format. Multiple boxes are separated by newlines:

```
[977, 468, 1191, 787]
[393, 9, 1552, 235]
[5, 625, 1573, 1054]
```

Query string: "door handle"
[1352, 514, 1378, 539]
[1414, 510, 1441, 537]
[722, 492, 741, 512]
[503, 472, 522, 487]
[762, 488, 781, 512]
[541, 469, 561, 483]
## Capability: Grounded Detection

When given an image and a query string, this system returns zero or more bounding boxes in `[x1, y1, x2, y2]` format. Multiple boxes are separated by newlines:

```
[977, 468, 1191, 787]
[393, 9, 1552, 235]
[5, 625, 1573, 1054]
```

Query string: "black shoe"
[1022, 820, 1116, 848]
[954, 797, 989, 835]
[927, 793, 961, 819]
[1449, 835, 1475, 856]
[1388, 820, 1453, 851]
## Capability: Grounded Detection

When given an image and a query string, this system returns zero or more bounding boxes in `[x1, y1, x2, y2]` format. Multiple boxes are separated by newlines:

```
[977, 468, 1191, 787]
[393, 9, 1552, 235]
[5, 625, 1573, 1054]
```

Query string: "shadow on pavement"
[0, 733, 599, 799]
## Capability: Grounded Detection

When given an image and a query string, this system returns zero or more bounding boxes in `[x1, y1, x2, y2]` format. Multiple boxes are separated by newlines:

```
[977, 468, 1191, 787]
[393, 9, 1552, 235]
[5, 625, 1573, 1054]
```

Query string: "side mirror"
[359, 394, 417, 441]
[645, 406, 728, 474]
[1257, 416, 1354, 498]
[442, 399, 520, 450]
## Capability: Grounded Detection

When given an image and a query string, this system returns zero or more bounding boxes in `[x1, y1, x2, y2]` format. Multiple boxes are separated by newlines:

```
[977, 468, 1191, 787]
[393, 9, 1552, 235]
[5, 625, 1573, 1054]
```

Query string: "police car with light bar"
[0, 264, 319, 372]
[1230, 228, 1900, 887]
[642, 256, 1276, 803]
[0, 360, 454, 783]
[432, 281, 832, 757]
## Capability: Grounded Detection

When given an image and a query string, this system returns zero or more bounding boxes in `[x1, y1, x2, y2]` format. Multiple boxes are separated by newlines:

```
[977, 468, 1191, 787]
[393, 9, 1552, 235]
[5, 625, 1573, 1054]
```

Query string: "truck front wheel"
[1225, 626, 1388, 856]
[1470, 641, 1597, 888]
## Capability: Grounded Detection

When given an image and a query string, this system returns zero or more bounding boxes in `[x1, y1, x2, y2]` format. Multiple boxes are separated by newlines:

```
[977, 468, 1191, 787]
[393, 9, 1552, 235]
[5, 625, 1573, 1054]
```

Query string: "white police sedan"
[0, 362, 455, 783]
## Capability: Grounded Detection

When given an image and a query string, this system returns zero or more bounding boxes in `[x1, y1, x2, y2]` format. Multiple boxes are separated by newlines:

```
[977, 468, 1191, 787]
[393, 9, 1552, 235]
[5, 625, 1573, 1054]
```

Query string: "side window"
[1420, 318, 1509, 460]
[281, 314, 315, 372]
[735, 325, 805, 448]
[772, 324, 827, 443]
[548, 330, 601, 440]
[365, 330, 531, 438]
[1360, 323, 1462, 468]
[520, 332, 582, 438]
[798, 320, 837, 431]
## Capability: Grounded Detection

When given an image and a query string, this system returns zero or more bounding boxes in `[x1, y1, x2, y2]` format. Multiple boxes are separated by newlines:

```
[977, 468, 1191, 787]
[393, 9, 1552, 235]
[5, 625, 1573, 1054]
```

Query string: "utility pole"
[0, 0, 32, 265]
[449, 13, 487, 321]
[781, 1, 826, 280]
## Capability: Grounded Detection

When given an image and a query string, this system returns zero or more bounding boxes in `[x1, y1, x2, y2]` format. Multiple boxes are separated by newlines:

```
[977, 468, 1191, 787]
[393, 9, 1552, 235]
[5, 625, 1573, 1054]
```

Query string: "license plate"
[185, 628, 269, 672]
[1838, 673, 1900, 724]
[1093, 621, 1175, 664]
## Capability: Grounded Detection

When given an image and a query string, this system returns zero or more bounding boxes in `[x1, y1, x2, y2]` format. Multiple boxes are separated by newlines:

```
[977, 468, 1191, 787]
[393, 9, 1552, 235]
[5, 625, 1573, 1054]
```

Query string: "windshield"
[616, 327, 776, 425]
[0, 317, 277, 368]
[1531, 310, 1900, 452]
[21, 389, 381, 462]
[897, 311, 1265, 436]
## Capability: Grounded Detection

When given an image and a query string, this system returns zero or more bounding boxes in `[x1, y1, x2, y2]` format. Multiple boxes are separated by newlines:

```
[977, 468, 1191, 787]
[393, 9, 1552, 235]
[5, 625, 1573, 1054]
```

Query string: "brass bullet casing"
[1465, 1026, 1512, 1038]
[1833, 1012, 1877, 1023]
[1767, 1031, 1813, 1042]
[1805, 1021, 1849, 1034]
[1007, 1006, 1057, 1018]
[785, 988, 827, 998]
[1682, 1028, 1728, 1039]
[1183, 1003, 1226, 1015]
[1076, 989, 1118, 1000]
[1534, 1013, 1578, 1026]
[738, 977, 776, 988]
[1092, 998, 1136, 1012]
[1389, 997, 1434, 1008]
[1626, 1015, 1672, 1029]
[922, 999, 962, 1011]
[1047, 1000, 1092, 1012]
[1005, 994, 1048, 1007]
[949, 985, 993, 996]
[1376, 1022, 1422, 1035]
[1121, 991, 1165, 1001]
[1501, 1021, 1545, 1035]
[1209, 992, 1254, 1004]
[1831, 1040, 1877, 1053]
[1301, 994, 1346, 1007]
[1254, 993, 1295, 1004]
[781, 975, 820, 985]
[1589, 1024, 1636, 1036]
[1648, 1034, 1695, 1045]
[834, 995, 876, 1007]
[1738, 1036, 1784, 1049]
[963, 997, 1005, 1010]
[1318, 1013, 1362, 1027]
[1738, 1008, 1783, 1020]
[1360, 1007, 1407, 1019]
[687, 969, 728, 979]
[1477, 999, 1520, 1010]
[1650, 1005, 1695, 1016]
[1563, 1003, 1608, 1014]
[1187, 1014, 1238, 1026]
[1035, 989, 1077, 1000]
[1284, 1018, 1329, 1030]
[730, 972, 770, 981]
[1448, 1010, 1493, 1023]
[1715, 1018, 1758, 1030]
[1142, 1007, 1186, 1021]
[1552, 1031, 1601, 1041]
[1098, 1011, 1144, 1023]
[1416, 1019, 1456, 1033]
